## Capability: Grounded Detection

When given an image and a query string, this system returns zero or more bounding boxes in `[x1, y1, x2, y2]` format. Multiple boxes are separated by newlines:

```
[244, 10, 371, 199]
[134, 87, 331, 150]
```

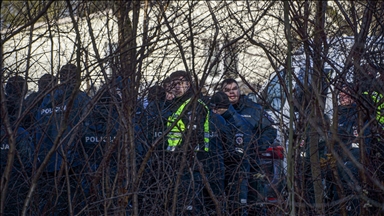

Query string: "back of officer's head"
[210, 91, 230, 109]
[59, 63, 78, 84]
[5, 75, 27, 99]
[148, 85, 166, 102]
[38, 74, 57, 91]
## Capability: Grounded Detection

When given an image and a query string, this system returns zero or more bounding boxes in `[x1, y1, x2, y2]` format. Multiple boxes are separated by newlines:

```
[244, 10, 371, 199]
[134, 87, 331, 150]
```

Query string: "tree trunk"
[284, 1, 296, 216]
[309, 1, 327, 214]
[116, 1, 140, 215]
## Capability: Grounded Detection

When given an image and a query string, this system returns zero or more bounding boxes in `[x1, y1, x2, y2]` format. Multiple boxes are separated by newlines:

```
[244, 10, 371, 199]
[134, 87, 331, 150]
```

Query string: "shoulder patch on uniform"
[236, 136, 244, 145]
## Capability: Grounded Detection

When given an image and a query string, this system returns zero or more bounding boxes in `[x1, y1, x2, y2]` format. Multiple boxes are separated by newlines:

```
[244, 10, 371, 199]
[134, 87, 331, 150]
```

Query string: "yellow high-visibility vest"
[363, 91, 384, 124]
[166, 98, 210, 152]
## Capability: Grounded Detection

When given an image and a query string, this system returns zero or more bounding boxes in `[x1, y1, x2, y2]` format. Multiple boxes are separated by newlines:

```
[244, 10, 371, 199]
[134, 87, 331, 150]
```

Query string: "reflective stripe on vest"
[363, 91, 384, 124]
[166, 98, 210, 151]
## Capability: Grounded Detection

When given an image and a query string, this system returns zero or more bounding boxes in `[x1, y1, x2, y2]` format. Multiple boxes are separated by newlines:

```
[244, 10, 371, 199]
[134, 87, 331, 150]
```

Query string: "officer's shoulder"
[210, 112, 226, 122]
[16, 126, 28, 134]
[16, 126, 31, 142]
[25, 91, 39, 104]
[241, 96, 262, 109]
[75, 91, 91, 103]
[78, 90, 91, 98]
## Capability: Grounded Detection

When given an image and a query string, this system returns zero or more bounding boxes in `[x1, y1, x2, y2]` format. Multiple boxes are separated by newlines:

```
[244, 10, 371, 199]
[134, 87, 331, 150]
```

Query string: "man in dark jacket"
[327, 86, 372, 215]
[163, 70, 227, 215]
[209, 91, 253, 216]
[36, 63, 90, 172]
[1, 123, 34, 215]
[24, 73, 57, 130]
[139, 84, 172, 214]
[81, 85, 126, 214]
[202, 111, 228, 215]
[144, 84, 172, 148]
[35, 63, 90, 214]
[83, 87, 121, 171]
[221, 78, 277, 213]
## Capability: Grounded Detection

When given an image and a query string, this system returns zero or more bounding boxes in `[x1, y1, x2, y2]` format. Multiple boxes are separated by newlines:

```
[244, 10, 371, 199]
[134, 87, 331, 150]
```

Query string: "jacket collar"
[233, 95, 248, 110]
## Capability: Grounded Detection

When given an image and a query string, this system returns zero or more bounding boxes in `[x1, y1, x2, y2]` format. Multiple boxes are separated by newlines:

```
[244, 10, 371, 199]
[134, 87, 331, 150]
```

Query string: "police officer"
[81, 84, 124, 214]
[360, 64, 384, 126]
[328, 85, 372, 215]
[144, 81, 175, 149]
[209, 91, 253, 216]
[35, 63, 90, 214]
[24, 74, 57, 131]
[1, 123, 34, 215]
[83, 86, 121, 170]
[144, 84, 172, 149]
[36, 63, 90, 172]
[220, 78, 277, 214]
[144, 85, 228, 215]
[163, 70, 213, 215]
[201, 112, 227, 215]
[359, 65, 384, 212]
[327, 87, 371, 215]
[138, 84, 170, 214]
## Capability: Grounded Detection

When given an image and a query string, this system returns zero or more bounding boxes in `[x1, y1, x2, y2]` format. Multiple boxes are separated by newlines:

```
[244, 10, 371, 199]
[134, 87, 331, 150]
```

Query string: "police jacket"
[232, 95, 277, 153]
[335, 104, 371, 161]
[84, 90, 144, 170]
[5, 94, 26, 127]
[83, 100, 120, 170]
[144, 98, 172, 151]
[24, 91, 44, 130]
[35, 85, 90, 172]
[202, 112, 227, 176]
[221, 104, 252, 172]
[1, 125, 34, 175]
